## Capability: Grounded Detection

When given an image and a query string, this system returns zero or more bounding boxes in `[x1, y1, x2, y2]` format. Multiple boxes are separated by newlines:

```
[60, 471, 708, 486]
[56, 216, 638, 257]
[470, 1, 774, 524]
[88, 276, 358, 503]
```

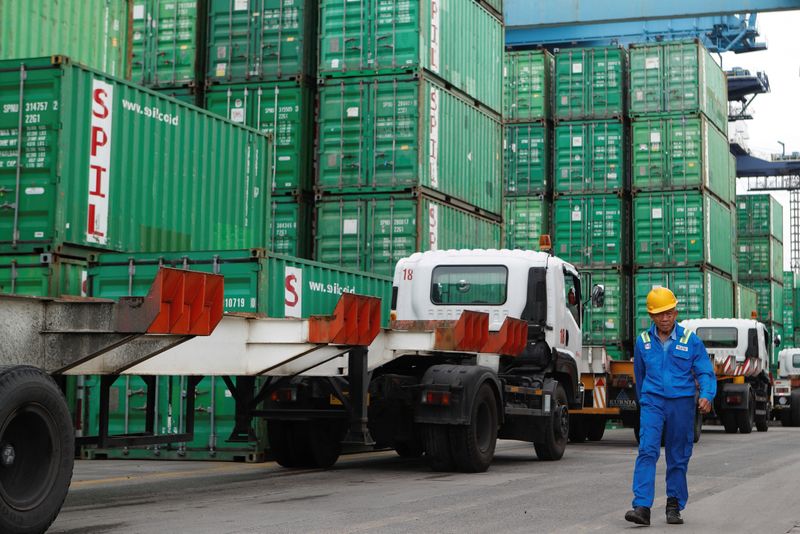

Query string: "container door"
[153, 0, 198, 87]
[629, 47, 663, 114]
[317, 81, 369, 189]
[665, 42, 699, 113]
[631, 118, 666, 189]
[372, 0, 419, 70]
[207, 0, 255, 83]
[318, 0, 370, 75]
[371, 78, 417, 188]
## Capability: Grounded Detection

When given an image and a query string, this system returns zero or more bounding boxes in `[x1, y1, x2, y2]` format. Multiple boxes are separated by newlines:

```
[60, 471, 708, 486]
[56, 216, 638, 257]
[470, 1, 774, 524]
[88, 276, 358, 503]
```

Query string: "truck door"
[560, 269, 582, 358]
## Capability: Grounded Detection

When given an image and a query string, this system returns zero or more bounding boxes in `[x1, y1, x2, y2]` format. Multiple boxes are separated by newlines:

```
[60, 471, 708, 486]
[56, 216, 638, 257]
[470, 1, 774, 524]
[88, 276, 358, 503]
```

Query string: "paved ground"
[50, 425, 800, 533]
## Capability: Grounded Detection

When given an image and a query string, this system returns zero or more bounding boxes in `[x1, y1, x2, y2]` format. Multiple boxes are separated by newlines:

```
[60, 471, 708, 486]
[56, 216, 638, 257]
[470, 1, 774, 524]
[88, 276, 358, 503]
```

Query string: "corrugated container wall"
[314, 194, 502, 276]
[745, 279, 783, 324]
[554, 47, 626, 120]
[0, 0, 128, 77]
[318, 0, 503, 113]
[581, 270, 629, 346]
[206, 81, 314, 193]
[504, 122, 550, 195]
[553, 195, 627, 268]
[554, 120, 626, 194]
[629, 40, 727, 134]
[0, 57, 271, 255]
[634, 268, 734, 331]
[90, 249, 393, 324]
[0, 253, 86, 296]
[737, 236, 783, 283]
[503, 50, 552, 121]
[129, 0, 204, 88]
[270, 196, 311, 258]
[503, 196, 550, 250]
[631, 113, 731, 203]
[737, 194, 783, 241]
[206, 0, 318, 84]
[735, 283, 758, 320]
[783, 272, 795, 334]
[316, 75, 503, 216]
[633, 191, 734, 275]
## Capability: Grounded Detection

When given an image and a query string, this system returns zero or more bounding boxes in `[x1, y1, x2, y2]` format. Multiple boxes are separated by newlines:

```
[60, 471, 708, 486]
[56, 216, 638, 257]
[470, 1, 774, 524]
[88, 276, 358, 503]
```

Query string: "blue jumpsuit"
[632, 322, 716, 511]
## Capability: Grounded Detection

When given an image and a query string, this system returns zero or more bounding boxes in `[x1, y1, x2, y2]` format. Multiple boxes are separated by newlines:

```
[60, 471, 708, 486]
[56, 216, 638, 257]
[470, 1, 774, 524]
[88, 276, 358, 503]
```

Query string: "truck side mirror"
[591, 284, 605, 308]
[774, 334, 781, 347]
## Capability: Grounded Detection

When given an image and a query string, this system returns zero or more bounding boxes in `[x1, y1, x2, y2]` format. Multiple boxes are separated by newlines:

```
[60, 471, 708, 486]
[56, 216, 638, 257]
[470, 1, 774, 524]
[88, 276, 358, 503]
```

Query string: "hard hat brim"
[648, 302, 677, 314]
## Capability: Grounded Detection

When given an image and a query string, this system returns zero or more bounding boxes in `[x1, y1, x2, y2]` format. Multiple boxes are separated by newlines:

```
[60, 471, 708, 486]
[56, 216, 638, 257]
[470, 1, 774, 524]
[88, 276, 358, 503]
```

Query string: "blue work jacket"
[633, 322, 717, 402]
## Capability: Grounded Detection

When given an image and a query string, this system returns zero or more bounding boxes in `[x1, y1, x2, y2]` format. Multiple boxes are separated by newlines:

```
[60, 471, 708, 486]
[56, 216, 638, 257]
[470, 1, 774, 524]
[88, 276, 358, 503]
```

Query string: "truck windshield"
[430, 265, 508, 305]
[695, 327, 738, 348]
[794, 354, 800, 367]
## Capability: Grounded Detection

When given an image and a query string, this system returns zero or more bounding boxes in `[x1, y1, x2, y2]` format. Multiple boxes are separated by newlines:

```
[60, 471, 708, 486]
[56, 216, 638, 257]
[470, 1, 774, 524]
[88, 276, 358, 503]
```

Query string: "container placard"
[284, 266, 302, 318]
[86, 79, 114, 245]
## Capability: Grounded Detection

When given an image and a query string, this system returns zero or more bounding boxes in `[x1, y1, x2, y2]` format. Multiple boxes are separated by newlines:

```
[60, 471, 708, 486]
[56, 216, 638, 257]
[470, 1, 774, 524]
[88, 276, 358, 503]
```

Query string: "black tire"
[722, 411, 738, 434]
[423, 424, 455, 472]
[449, 383, 498, 473]
[791, 391, 800, 427]
[780, 409, 794, 427]
[568, 415, 587, 443]
[0, 365, 74, 534]
[534, 384, 569, 461]
[267, 421, 315, 468]
[755, 403, 769, 433]
[306, 420, 344, 469]
[737, 393, 755, 434]
[586, 417, 606, 442]
[693, 411, 703, 443]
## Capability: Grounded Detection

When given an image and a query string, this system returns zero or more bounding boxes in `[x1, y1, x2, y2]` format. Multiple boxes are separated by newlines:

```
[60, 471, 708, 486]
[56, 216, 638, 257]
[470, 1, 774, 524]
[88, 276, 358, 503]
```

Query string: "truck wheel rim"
[0, 404, 60, 511]
[556, 406, 568, 439]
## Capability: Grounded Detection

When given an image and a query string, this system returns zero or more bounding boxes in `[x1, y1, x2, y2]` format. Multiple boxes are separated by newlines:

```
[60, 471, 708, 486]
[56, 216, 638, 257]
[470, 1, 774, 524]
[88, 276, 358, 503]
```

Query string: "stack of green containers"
[736, 194, 784, 367]
[313, 0, 504, 276]
[794, 278, 800, 347]
[503, 50, 552, 251]
[630, 40, 736, 333]
[783, 271, 795, 345]
[204, 0, 319, 259]
[550, 47, 630, 357]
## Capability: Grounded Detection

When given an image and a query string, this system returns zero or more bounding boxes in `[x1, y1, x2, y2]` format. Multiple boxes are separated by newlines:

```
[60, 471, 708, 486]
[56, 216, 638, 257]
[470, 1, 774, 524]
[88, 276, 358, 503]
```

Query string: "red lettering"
[90, 126, 108, 157]
[88, 164, 107, 197]
[87, 203, 105, 237]
[93, 88, 109, 119]
[284, 274, 299, 307]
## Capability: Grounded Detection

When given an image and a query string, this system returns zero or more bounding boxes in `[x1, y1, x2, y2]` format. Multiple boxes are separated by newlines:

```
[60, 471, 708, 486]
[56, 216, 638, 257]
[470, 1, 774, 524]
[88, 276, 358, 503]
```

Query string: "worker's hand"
[697, 397, 712, 414]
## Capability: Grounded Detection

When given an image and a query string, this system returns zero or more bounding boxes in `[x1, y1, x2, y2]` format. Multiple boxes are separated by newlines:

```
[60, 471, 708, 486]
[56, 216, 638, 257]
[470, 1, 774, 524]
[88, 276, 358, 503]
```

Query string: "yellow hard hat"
[646, 287, 678, 314]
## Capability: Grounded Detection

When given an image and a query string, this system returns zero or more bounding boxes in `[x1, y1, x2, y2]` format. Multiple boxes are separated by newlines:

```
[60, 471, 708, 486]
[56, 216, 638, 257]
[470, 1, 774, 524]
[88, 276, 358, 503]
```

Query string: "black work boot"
[666, 497, 683, 524]
[625, 506, 651, 526]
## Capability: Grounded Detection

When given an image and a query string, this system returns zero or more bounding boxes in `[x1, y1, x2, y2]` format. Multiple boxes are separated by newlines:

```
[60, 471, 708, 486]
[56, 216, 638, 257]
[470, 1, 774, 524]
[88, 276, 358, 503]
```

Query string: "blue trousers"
[632, 394, 695, 510]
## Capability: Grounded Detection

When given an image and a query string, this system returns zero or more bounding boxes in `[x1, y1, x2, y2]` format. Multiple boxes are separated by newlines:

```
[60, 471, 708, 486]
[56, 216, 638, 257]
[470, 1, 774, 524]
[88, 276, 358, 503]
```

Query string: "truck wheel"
[755, 403, 769, 433]
[306, 420, 344, 469]
[449, 383, 498, 473]
[780, 409, 794, 427]
[791, 391, 800, 427]
[267, 421, 314, 468]
[0, 365, 74, 534]
[568, 415, 587, 443]
[693, 411, 703, 443]
[534, 384, 568, 461]
[736, 393, 755, 434]
[423, 424, 455, 472]
[586, 417, 606, 442]
[721, 412, 738, 434]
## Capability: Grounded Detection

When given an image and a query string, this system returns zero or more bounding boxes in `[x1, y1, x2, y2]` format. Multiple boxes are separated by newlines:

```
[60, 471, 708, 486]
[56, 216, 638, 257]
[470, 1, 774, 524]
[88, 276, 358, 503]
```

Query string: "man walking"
[625, 287, 716, 526]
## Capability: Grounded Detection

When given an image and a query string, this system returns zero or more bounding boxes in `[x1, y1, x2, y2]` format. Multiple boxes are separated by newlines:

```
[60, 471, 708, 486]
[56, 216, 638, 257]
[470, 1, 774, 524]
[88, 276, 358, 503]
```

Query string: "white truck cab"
[774, 347, 800, 426]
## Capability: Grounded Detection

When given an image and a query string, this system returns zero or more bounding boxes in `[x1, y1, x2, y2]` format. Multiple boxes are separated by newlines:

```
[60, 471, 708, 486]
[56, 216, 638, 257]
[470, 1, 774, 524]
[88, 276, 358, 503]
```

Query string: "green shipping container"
[129, 0, 203, 88]
[581, 270, 629, 346]
[728, 153, 737, 210]
[0, 57, 270, 255]
[317, 75, 503, 215]
[0, 0, 128, 77]
[629, 40, 727, 133]
[270, 196, 311, 258]
[315, 194, 502, 276]
[783, 274, 795, 333]
[745, 279, 783, 324]
[318, 0, 503, 113]
[735, 283, 758, 320]
[155, 87, 199, 106]
[0, 253, 86, 296]
[553, 195, 627, 268]
[504, 49, 552, 121]
[206, 81, 314, 193]
[479, 0, 503, 19]
[206, 0, 317, 84]
[736, 194, 783, 241]
[737, 236, 783, 283]
[634, 268, 735, 332]
[631, 113, 731, 203]
[504, 196, 550, 250]
[554, 120, 625, 193]
[554, 47, 626, 120]
[504, 122, 550, 195]
[90, 248, 393, 324]
[80, 375, 267, 461]
[633, 191, 734, 275]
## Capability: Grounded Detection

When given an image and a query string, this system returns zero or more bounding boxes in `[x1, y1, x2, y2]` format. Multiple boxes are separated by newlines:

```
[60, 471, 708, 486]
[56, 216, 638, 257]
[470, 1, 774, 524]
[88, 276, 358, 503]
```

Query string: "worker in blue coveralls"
[624, 287, 716, 526]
